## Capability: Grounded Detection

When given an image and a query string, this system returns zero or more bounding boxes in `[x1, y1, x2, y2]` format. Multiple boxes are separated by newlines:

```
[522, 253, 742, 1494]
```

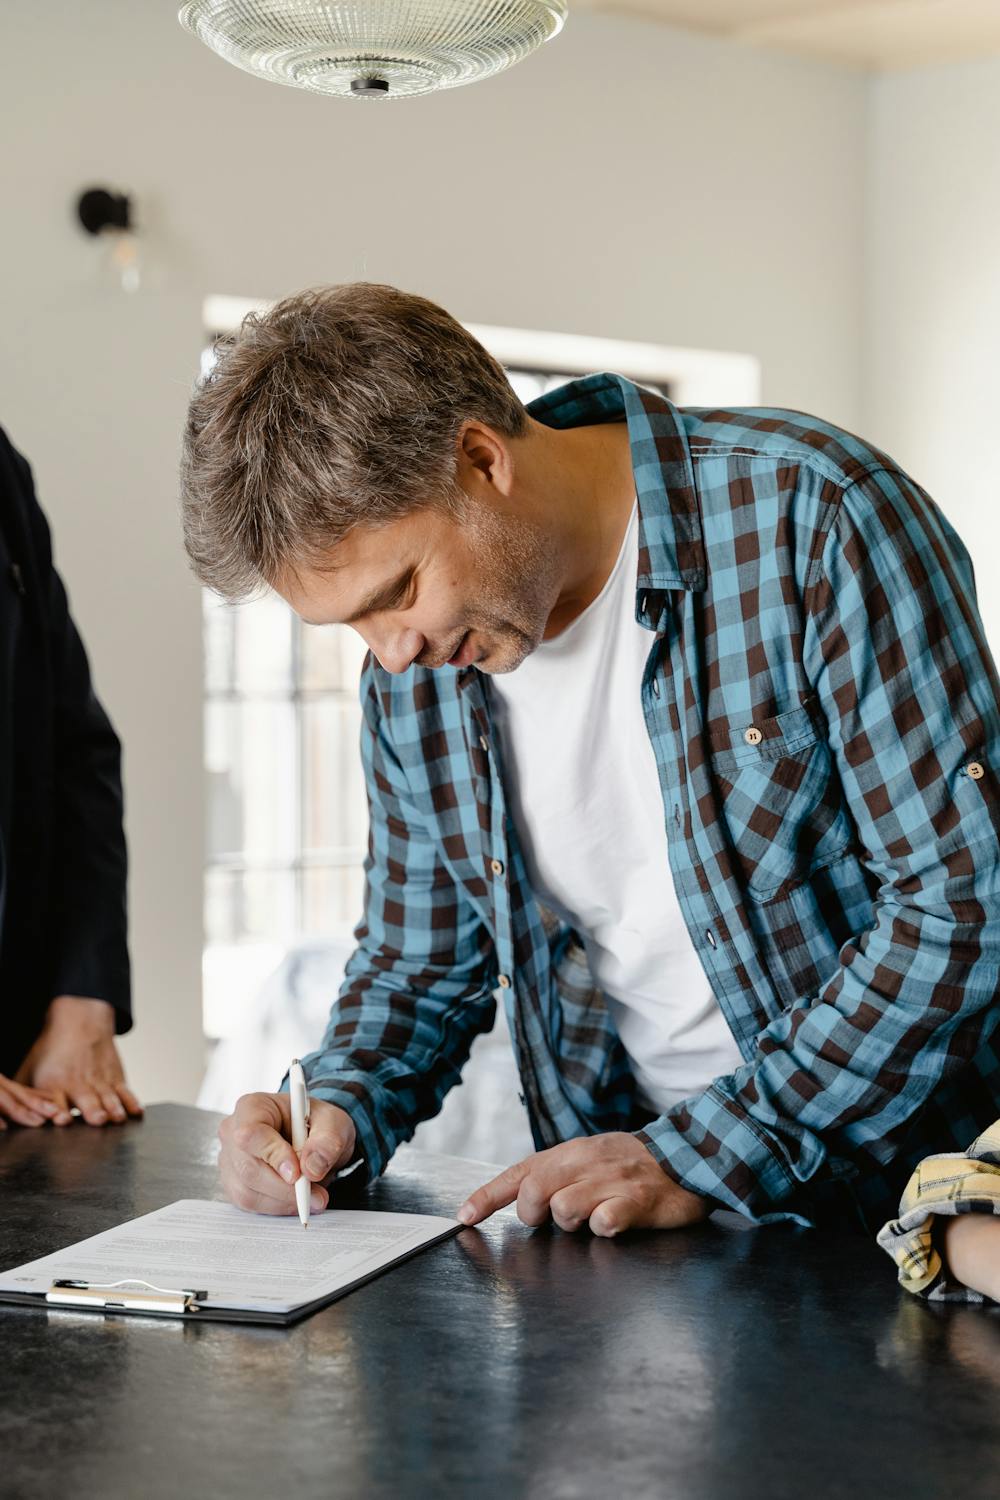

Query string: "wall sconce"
[75, 186, 141, 294]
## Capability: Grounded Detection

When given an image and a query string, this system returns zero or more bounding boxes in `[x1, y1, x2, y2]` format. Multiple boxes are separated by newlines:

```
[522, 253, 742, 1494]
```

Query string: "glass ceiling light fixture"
[178, 1, 568, 100]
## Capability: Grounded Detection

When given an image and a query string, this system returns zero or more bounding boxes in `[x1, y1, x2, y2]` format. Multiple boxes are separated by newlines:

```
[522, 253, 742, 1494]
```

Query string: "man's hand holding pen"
[218, 1091, 356, 1216]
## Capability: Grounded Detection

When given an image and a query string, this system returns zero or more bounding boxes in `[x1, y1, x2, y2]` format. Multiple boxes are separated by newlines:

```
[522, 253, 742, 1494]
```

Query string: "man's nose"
[367, 625, 425, 675]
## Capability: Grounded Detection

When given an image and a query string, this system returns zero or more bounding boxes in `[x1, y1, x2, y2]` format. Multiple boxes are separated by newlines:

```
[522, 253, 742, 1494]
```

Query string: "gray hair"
[180, 282, 528, 599]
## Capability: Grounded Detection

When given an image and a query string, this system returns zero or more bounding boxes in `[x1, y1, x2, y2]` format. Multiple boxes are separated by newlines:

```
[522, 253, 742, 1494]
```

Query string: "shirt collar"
[526, 372, 707, 602]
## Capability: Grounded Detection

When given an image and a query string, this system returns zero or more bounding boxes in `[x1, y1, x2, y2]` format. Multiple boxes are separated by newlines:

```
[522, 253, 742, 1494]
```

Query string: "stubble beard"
[464, 504, 562, 675]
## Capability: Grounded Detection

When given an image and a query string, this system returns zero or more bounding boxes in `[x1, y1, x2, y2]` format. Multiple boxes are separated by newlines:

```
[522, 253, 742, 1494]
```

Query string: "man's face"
[274, 496, 562, 676]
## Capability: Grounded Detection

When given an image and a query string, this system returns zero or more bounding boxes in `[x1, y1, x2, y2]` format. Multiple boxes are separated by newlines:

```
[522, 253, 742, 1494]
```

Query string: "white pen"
[289, 1058, 310, 1230]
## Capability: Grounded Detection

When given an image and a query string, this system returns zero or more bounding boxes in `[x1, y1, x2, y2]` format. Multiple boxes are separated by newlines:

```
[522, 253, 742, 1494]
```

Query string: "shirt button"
[651, 678, 661, 699]
[966, 761, 985, 780]
[744, 726, 763, 746]
[674, 804, 681, 827]
[479, 735, 489, 753]
[497, 973, 511, 989]
[490, 858, 505, 876]
[705, 929, 717, 949]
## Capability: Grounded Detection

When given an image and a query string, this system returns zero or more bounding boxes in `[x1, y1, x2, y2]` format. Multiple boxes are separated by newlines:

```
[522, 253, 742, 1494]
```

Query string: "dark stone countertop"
[1, 1103, 999, 1500]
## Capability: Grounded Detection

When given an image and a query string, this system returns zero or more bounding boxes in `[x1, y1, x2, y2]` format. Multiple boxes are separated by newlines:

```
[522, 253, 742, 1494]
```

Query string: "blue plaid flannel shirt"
[299, 374, 1000, 1229]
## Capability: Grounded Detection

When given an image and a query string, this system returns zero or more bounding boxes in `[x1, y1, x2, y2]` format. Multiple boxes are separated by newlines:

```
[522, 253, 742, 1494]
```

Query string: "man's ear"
[456, 421, 515, 497]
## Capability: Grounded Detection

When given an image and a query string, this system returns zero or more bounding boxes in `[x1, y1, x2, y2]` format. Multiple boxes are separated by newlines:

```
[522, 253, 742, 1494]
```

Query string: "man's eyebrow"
[342, 568, 413, 625]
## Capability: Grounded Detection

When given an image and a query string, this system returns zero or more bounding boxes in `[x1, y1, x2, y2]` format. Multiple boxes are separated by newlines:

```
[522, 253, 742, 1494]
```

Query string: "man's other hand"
[15, 996, 141, 1126]
[219, 1091, 357, 1216]
[457, 1132, 710, 1236]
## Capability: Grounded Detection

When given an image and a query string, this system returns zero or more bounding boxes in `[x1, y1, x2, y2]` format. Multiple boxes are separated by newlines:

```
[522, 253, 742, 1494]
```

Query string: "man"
[0, 427, 139, 1128]
[183, 284, 1000, 1235]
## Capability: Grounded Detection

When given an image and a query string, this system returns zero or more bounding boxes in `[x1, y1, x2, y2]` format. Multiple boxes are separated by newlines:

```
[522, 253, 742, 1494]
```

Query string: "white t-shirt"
[489, 502, 744, 1112]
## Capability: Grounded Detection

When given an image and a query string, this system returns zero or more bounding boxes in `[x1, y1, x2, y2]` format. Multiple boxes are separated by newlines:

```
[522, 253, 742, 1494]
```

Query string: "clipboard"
[0, 1202, 463, 1326]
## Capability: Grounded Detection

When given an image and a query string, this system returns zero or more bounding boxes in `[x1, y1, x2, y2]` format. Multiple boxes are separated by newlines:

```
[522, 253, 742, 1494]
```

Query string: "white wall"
[0, 1, 868, 1102]
[865, 56, 1000, 653]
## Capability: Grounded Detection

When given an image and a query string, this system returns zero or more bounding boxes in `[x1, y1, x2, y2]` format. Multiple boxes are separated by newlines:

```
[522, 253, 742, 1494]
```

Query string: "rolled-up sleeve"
[297, 659, 498, 1180]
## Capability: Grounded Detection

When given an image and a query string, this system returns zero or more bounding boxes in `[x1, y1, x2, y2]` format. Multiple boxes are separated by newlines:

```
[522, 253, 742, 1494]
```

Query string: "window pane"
[508, 370, 546, 404]
[203, 939, 287, 1041]
[299, 621, 368, 693]
[301, 865, 366, 938]
[204, 594, 235, 694]
[301, 699, 368, 856]
[205, 699, 298, 864]
[206, 867, 297, 945]
[233, 592, 294, 694]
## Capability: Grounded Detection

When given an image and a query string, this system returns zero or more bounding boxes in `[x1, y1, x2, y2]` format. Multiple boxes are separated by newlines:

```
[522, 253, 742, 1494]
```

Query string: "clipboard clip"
[47, 1278, 207, 1314]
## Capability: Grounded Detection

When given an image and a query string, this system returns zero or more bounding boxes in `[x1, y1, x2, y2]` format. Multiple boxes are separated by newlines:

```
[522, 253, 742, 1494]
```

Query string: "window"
[203, 590, 369, 1039]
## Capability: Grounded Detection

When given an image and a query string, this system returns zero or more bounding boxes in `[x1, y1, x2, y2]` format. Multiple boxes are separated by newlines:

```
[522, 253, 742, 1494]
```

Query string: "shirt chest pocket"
[706, 696, 856, 900]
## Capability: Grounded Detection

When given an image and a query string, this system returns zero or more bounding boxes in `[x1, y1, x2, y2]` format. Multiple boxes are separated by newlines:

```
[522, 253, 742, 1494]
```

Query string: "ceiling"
[573, 0, 1000, 71]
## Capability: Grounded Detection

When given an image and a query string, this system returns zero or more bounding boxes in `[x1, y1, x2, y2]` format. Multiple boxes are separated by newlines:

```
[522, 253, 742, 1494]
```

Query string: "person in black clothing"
[0, 426, 139, 1128]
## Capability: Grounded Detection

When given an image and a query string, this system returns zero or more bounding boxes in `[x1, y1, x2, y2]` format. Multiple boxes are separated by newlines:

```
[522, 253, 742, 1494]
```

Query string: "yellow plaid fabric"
[876, 1120, 1000, 1301]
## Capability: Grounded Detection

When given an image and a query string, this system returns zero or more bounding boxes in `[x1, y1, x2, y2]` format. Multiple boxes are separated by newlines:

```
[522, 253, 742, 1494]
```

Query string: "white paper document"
[0, 1199, 459, 1315]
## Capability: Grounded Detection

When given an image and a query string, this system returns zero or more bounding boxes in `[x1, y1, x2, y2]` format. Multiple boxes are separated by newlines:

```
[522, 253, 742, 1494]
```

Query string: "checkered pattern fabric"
[300, 374, 1000, 1229]
[877, 1119, 1000, 1300]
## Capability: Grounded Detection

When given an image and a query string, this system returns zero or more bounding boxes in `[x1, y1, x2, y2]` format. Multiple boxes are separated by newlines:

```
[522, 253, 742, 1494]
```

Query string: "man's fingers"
[549, 1180, 609, 1232]
[221, 1094, 302, 1213]
[228, 1150, 298, 1205]
[456, 1135, 704, 1234]
[514, 1169, 563, 1228]
[232, 1119, 301, 1182]
[299, 1116, 351, 1181]
[588, 1195, 639, 1238]
[224, 1149, 325, 1211]
[457, 1158, 534, 1225]
[458, 1143, 602, 1227]
[554, 1182, 689, 1236]
[221, 1160, 329, 1217]
[220, 1093, 356, 1215]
